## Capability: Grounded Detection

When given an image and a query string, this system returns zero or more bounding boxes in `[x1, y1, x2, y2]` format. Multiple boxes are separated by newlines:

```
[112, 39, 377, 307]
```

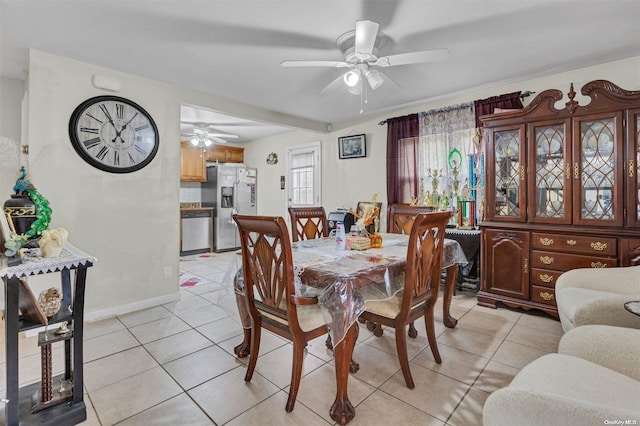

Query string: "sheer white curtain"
[417, 103, 479, 205]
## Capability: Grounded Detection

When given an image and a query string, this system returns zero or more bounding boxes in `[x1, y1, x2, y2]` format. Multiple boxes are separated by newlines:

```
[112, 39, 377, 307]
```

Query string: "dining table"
[229, 233, 467, 425]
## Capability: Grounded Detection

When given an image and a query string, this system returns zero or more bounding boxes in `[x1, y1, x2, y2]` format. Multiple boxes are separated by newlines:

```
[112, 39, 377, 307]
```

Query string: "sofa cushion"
[484, 353, 640, 426]
[558, 325, 640, 381]
[556, 287, 640, 330]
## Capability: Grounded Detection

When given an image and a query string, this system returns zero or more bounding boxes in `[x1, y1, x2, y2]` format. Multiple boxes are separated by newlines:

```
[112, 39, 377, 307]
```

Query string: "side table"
[1, 244, 95, 426]
[445, 228, 481, 291]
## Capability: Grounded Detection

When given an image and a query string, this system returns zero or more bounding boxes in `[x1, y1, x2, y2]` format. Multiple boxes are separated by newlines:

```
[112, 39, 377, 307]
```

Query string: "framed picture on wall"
[338, 134, 366, 159]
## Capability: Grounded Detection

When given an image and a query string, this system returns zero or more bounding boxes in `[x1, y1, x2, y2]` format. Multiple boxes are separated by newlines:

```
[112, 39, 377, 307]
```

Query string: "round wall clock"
[69, 95, 159, 173]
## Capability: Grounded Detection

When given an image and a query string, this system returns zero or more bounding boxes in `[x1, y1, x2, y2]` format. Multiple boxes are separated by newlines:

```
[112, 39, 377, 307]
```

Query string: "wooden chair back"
[233, 215, 300, 330]
[288, 207, 328, 242]
[402, 212, 452, 314]
[387, 203, 435, 235]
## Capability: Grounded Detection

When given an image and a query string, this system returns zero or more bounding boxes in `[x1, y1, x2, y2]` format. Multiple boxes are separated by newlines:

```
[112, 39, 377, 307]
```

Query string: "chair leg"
[286, 338, 305, 412]
[394, 324, 415, 389]
[234, 327, 251, 358]
[244, 323, 262, 382]
[424, 307, 442, 364]
[408, 321, 418, 338]
[325, 335, 333, 350]
[373, 323, 384, 337]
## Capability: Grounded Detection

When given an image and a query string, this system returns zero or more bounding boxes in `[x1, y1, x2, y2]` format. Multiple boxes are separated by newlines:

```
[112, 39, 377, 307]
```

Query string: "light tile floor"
[1, 251, 564, 425]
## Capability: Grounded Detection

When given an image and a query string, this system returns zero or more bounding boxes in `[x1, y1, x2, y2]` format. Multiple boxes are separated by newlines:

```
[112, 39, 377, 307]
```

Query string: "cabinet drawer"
[531, 250, 617, 270]
[531, 268, 560, 288]
[531, 285, 556, 306]
[531, 233, 616, 256]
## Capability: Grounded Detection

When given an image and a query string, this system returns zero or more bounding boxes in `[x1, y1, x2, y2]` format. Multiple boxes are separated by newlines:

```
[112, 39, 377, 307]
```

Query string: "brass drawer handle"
[539, 238, 553, 246]
[540, 291, 554, 301]
[590, 242, 607, 251]
[591, 262, 608, 268]
[539, 274, 554, 283]
[524, 258, 529, 274]
[540, 256, 554, 265]
[567, 240, 577, 246]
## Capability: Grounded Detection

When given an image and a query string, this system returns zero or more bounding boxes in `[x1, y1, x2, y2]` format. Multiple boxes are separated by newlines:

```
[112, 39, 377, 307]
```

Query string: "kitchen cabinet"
[479, 80, 640, 318]
[206, 145, 244, 163]
[180, 141, 206, 182]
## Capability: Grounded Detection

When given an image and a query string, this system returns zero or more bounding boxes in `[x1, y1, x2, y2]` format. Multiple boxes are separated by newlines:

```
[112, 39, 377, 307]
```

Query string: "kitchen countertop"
[180, 202, 213, 211]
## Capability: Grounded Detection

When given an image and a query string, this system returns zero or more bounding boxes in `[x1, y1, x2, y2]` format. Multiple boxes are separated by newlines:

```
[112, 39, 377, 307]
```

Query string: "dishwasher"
[180, 209, 213, 255]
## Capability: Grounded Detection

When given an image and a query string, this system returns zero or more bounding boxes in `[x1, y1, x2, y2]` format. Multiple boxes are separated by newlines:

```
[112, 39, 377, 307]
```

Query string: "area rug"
[179, 271, 211, 287]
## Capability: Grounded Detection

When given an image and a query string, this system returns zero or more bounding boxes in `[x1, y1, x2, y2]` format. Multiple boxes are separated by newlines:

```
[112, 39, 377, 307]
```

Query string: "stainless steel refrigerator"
[201, 163, 257, 252]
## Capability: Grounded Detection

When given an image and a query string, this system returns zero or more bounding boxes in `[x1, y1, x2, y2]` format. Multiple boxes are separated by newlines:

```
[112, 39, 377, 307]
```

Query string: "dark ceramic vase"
[4, 194, 36, 235]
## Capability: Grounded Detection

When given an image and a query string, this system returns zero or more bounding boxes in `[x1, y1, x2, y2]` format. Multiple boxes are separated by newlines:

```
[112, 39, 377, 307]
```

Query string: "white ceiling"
[2, 0, 639, 141]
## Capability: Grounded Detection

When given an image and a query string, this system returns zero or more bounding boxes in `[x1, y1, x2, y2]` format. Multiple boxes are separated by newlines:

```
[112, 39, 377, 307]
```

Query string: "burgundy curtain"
[386, 114, 419, 204]
[474, 92, 523, 128]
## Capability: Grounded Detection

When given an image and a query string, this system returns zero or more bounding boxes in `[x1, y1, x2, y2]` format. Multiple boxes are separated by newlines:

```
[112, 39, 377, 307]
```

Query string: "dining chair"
[373, 203, 436, 338]
[359, 211, 452, 389]
[233, 214, 328, 412]
[288, 206, 328, 242]
[387, 203, 435, 235]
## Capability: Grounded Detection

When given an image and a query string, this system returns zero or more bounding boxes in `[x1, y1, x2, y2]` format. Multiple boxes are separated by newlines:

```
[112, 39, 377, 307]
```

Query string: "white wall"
[0, 77, 24, 191]
[247, 56, 640, 232]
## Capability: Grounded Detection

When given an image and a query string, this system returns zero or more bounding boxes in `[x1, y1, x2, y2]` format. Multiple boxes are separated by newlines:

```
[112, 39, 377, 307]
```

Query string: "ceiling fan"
[182, 127, 239, 146]
[281, 20, 450, 95]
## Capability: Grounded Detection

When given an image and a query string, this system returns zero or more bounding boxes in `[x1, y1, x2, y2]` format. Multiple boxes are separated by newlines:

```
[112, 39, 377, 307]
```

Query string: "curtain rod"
[378, 90, 536, 125]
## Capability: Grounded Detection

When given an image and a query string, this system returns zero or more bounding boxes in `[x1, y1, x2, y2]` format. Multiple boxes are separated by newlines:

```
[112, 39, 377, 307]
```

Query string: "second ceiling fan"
[281, 20, 450, 94]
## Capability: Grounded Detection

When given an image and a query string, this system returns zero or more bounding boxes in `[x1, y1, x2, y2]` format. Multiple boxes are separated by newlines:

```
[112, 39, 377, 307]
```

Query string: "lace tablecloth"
[1, 243, 96, 279]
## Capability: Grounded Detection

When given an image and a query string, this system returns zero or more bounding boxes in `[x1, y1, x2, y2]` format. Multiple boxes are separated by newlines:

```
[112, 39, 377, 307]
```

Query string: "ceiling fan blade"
[281, 60, 349, 68]
[355, 20, 379, 55]
[206, 133, 239, 139]
[375, 48, 450, 67]
[210, 136, 229, 144]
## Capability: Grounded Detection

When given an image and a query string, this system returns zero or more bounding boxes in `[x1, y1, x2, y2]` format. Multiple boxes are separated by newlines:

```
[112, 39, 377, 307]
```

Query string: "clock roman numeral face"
[69, 96, 159, 173]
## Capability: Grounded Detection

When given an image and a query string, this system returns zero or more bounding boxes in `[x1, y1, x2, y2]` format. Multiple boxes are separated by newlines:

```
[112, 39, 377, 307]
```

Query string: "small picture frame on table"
[0, 210, 23, 266]
[338, 134, 366, 159]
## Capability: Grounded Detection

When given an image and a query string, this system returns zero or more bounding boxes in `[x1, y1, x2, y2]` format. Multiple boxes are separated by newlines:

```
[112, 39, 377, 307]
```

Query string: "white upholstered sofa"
[555, 265, 640, 332]
[483, 325, 640, 426]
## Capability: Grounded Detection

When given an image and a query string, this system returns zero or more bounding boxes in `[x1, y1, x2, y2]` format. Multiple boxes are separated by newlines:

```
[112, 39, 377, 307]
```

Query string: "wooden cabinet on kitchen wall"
[180, 141, 207, 182]
[479, 80, 640, 318]
[206, 145, 244, 163]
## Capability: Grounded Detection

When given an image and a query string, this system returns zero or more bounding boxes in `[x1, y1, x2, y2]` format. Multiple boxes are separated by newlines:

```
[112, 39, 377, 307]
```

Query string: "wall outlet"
[164, 266, 172, 278]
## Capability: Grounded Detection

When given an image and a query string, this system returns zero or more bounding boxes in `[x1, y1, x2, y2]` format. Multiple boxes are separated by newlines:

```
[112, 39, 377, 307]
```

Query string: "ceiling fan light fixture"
[365, 70, 384, 90]
[343, 69, 361, 87]
[203, 138, 212, 147]
[190, 137, 200, 146]
[348, 84, 361, 95]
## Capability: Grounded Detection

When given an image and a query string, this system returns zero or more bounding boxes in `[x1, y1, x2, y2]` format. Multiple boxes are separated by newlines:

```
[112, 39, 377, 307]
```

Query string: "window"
[287, 142, 321, 207]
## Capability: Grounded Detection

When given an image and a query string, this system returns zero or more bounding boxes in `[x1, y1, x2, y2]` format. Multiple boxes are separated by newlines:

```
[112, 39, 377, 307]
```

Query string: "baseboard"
[24, 291, 181, 337]
[85, 291, 181, 322]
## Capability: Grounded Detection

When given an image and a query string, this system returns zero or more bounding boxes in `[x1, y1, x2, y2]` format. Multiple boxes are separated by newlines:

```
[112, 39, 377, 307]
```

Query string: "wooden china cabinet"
[479, 80, 640, 318]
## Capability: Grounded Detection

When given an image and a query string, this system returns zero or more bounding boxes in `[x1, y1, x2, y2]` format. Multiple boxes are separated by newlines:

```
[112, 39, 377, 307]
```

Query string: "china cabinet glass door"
[487, 125, 526, 222]
[573, 112, 623, 227]
[629, 109, 640, 228]
[529, 120, 571, 224]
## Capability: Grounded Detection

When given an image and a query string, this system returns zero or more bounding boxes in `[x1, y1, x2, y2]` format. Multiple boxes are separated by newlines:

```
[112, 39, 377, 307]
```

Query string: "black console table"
[445, 228, 481, 291]
[1, 244, 94, 426]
